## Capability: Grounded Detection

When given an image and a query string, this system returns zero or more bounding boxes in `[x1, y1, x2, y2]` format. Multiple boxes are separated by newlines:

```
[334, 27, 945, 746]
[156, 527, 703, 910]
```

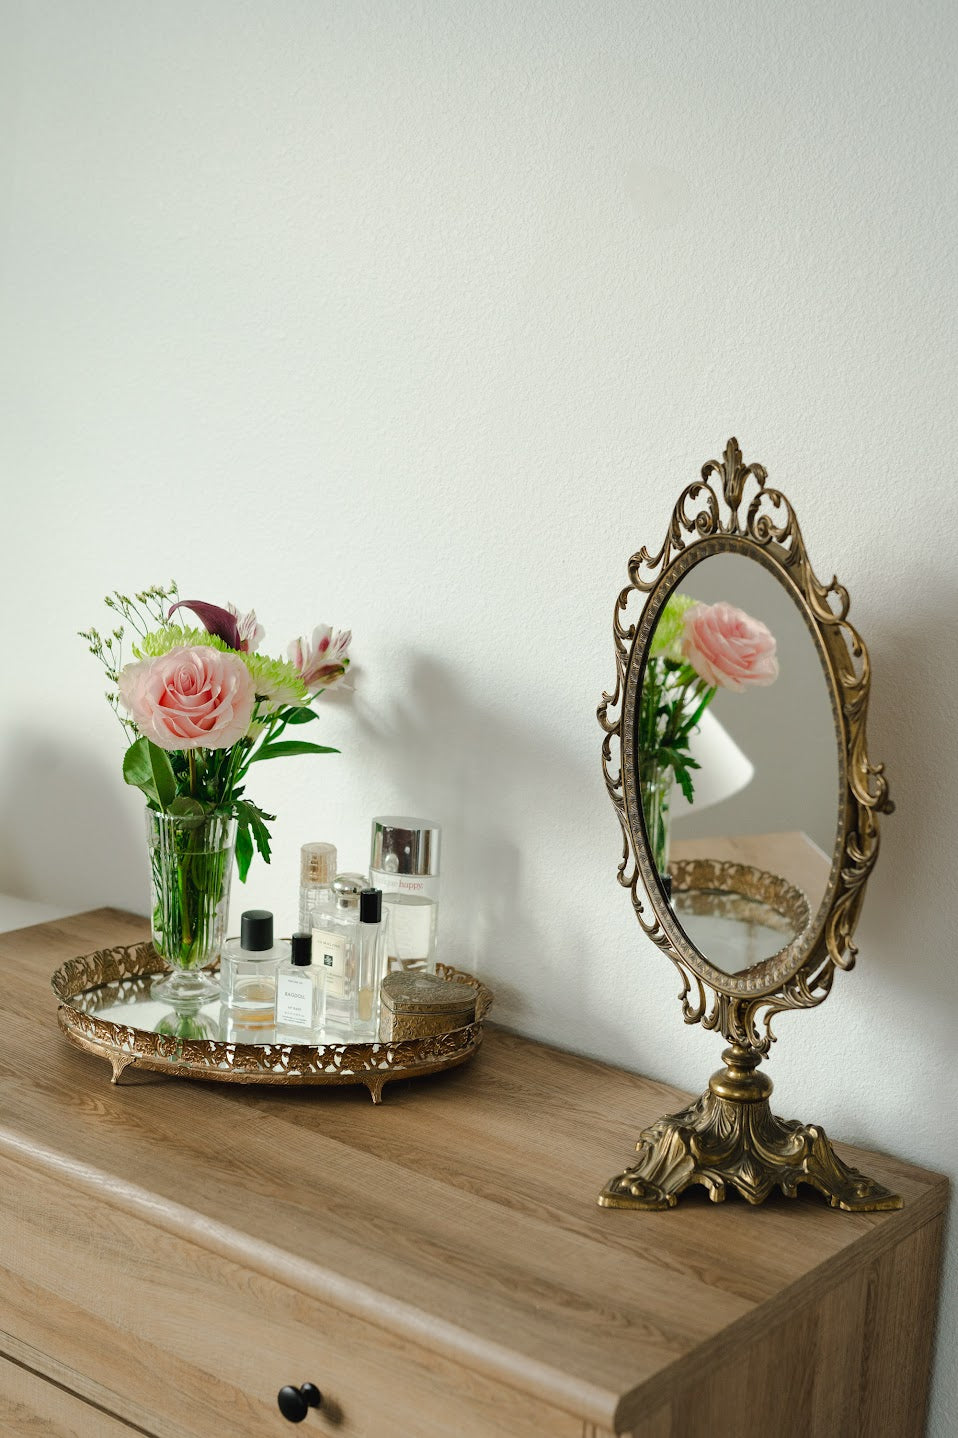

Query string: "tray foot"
[110, 1054, 136, 1084]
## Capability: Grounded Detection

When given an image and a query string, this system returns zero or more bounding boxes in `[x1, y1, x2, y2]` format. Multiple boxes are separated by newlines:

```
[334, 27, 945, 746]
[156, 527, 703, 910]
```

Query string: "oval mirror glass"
[636, 552, 840, 977]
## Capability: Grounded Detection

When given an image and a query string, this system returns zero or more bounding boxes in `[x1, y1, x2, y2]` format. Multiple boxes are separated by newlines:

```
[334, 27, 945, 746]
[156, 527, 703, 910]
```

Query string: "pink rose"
[118, 645, 255, 750]
[288, 626, 351, 694]
[681, 601, 778, 692]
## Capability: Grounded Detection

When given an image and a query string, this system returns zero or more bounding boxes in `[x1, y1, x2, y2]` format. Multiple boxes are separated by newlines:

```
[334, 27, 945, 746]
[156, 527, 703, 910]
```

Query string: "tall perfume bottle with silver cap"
[369, 817, 441, 974]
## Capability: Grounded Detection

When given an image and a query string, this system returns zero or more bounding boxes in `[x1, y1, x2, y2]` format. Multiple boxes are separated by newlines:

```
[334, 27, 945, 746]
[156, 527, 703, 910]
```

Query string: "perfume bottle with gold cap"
[299, 842, 337, 933]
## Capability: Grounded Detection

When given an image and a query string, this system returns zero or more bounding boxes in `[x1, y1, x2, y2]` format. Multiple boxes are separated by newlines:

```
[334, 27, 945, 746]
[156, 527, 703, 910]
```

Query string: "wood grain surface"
[0, 910, 948, 1436]
[0, 1352, 137, 1438]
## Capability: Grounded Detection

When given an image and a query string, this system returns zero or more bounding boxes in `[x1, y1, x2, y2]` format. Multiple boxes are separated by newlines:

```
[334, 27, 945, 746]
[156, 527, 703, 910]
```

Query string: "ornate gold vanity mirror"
[598, 439, 898, 1211]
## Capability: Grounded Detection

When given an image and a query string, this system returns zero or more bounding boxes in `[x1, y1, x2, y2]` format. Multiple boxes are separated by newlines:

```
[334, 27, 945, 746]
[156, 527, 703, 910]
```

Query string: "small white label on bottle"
[276, 970, 313, 1028]
[312, 927, 347, 999]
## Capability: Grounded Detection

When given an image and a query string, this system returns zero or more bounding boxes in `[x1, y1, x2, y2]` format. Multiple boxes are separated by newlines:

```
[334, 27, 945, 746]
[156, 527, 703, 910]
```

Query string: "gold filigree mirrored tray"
[52, 941, 493, 1103]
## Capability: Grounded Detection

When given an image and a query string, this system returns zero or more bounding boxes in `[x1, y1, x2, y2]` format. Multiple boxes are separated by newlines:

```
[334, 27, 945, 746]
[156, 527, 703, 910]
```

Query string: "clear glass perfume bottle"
[352, 889, 388, 1039]
[370, 817, 441, 974]
[275, 932, 325, 1039]
[299, 842, 337, 933]
[220, 910, 289, 1015]
[310, 873, 363, 1035]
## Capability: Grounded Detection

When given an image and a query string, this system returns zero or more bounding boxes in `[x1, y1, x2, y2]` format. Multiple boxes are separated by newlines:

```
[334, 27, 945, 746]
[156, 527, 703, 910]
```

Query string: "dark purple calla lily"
[168, 600, 242, 650]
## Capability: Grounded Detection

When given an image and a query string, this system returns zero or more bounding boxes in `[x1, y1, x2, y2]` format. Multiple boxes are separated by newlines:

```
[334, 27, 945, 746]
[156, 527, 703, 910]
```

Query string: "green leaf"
[250, 740, 339, 762]
[122, 737, 176, 809]
[167, 795, 209, 828]
[284, 706, 319, 725]
[234, 800, 275, 874]
[673, 765, 697, 805]
[674, 685, 716, 740]
[235, 825, 254, 883]
[660, 747, 700, 772]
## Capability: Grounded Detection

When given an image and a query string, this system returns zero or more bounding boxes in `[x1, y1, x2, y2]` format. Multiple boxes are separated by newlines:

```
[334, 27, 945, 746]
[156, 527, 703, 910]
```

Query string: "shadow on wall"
[0, 732, 145, 913]
[856, 595, 958, 1000]
[351, 651, 599, 1023]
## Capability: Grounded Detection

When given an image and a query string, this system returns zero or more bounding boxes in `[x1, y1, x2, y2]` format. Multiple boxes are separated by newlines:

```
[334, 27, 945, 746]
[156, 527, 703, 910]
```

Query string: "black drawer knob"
[277, 1383, 323, 1422]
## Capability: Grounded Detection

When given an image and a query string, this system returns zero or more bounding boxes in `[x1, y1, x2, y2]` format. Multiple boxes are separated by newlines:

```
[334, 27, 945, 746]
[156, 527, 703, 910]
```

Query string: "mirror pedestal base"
[597, 1046, 902, 1212]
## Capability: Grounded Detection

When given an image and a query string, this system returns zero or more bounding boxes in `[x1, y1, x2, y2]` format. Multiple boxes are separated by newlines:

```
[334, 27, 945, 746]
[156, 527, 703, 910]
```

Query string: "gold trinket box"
[379, 970, 477, 1041]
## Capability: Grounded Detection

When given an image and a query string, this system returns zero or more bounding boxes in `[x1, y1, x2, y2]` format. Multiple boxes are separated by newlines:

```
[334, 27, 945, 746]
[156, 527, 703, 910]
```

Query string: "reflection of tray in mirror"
[669, 858, 811, 979]
[52, 941, 493, 1103]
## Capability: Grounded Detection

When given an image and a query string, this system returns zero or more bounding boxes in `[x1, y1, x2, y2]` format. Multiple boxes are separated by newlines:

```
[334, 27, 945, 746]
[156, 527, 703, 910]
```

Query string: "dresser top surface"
[3, 908, 947, 1428]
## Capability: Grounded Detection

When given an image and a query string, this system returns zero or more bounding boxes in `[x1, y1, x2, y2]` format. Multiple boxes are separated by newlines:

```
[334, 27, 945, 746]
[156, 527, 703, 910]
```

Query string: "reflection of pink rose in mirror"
[681, 601, 778, 692]
[118, 645, 255, 750]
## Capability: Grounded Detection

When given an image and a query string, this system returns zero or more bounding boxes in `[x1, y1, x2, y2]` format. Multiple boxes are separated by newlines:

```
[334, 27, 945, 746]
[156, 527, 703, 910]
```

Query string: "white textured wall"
[2, 2, 956, 1431]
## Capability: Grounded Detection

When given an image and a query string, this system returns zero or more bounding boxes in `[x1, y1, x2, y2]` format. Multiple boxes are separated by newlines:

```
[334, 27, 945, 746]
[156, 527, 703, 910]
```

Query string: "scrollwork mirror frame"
[597, 439, 899, 1212]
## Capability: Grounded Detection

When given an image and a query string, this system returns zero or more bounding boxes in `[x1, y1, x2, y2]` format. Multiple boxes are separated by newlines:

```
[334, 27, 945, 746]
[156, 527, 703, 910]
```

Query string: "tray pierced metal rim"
[52, 940, 494, 1102]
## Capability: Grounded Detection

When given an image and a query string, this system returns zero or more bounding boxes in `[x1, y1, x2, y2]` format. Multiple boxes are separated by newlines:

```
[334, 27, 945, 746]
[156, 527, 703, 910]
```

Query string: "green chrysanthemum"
[650, 594, 698, 662]
[133, 626, 229, 659]
[242, 653, 309, 709]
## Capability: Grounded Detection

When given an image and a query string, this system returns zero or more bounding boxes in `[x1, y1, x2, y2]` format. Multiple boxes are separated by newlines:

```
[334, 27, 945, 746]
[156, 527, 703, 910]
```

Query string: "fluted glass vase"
[146, 809, 236, 1006]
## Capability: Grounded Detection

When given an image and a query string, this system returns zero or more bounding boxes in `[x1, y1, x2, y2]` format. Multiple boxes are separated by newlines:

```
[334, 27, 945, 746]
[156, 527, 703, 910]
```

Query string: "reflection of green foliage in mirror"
[649, 593, 697, 662]
[640, 596, 714, 875]
[640, 589, 782, 877]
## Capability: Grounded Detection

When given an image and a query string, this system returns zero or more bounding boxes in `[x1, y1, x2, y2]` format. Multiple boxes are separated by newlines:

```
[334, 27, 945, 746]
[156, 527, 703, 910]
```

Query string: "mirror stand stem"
[597, 1045, 901, 1212]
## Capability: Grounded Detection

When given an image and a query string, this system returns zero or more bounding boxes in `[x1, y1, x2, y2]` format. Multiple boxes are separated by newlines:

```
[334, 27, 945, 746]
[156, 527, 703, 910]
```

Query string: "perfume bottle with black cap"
[352, 888, 388, 1039]
[219, 909, 289, 1013]
[275, 932, 325, 1038]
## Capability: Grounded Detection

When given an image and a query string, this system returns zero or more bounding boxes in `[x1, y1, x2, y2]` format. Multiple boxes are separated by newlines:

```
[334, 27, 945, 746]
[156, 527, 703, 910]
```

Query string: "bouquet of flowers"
[81, 583, 350, 998]
[640, 596, 778, 876]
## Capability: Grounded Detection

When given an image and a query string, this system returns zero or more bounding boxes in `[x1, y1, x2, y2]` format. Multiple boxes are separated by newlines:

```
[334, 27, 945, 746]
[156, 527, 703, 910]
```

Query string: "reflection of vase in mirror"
[637, 553, 839, 975]
[640, 759, 672, 879]
[156, 1008, 218, 1042]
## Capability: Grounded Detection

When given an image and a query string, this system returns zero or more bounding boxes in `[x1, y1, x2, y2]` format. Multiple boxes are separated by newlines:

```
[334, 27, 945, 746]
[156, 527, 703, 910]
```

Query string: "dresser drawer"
[0, 1350, 137, 1437]
[0, 1151, 590, 1437]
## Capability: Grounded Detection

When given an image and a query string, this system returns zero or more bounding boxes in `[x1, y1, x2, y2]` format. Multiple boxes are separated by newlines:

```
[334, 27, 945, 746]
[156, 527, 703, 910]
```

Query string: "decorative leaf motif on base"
[598, 1086, 902, 1212]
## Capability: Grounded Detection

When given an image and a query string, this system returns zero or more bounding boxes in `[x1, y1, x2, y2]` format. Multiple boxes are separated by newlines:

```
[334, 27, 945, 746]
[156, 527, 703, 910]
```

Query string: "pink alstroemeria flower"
[168, 599, 262, 653]
[288, 626, 351, 693]
[227, 603, 264, 653]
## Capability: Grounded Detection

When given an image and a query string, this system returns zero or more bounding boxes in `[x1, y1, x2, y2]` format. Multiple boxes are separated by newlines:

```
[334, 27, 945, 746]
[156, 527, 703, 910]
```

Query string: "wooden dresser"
[0, 910, 947, 1437]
